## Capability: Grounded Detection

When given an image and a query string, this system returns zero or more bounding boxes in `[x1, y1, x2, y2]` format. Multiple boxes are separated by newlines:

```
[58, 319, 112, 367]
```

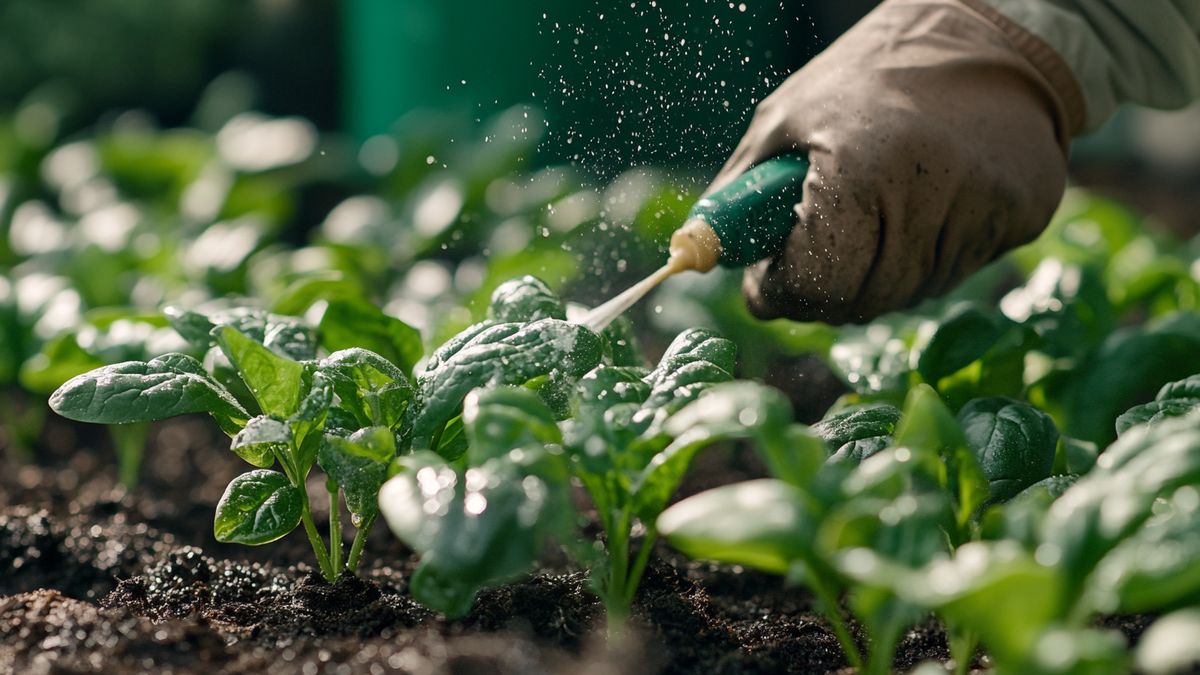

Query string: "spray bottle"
[579, 154, 810, 331]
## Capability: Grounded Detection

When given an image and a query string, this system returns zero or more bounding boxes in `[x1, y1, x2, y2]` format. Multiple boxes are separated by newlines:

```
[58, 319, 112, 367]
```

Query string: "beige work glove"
[714, 0, 1083, 324]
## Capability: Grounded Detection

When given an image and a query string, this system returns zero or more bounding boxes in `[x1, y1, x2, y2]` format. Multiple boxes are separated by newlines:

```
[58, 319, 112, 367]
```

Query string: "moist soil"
[0, 410, 1150, 674]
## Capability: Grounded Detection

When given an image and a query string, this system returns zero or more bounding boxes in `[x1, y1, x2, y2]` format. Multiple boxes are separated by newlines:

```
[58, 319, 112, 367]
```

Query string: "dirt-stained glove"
[713, 0, 1083, 324]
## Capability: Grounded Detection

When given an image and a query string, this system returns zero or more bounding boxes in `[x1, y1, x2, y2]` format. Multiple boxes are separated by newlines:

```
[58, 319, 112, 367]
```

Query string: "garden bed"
[0, 413, 988, 675]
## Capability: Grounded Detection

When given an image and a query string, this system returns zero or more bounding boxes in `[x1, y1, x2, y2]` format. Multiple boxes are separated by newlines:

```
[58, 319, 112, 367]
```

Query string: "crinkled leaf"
[958, 397, 1058, 504]
[320, 348, 413, 428]
[409, 319, 602, 451]
[648, 328, 736, 382]
[487, 275, 565, 323]
[1116, 398, 1200, 437]
[1157, 374, 1200, 403]
[813, 404, 901, 465]
[49, 353, 248, 434]
[213, 469, 303, 545]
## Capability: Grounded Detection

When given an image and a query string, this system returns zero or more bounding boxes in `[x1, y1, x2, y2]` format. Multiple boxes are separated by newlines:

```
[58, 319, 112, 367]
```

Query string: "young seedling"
[48, 304, 416, 580]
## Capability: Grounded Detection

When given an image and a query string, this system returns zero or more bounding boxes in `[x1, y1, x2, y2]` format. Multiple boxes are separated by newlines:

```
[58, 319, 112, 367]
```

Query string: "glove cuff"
[955, 0, 1086, 138]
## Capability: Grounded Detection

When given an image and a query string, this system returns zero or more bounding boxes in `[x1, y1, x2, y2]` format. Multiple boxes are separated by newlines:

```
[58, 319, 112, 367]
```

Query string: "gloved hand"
[712, 0, 1082, 324]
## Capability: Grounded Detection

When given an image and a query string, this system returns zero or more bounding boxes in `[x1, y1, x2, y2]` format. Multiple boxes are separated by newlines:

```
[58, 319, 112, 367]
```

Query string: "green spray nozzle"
[686, 154, 810, 268]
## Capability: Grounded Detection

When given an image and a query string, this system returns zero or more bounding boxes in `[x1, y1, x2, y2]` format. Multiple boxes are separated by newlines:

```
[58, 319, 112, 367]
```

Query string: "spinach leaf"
[487, 275, 566, 323]
[1115, 373, 1200, 437]
[380, 448, 570, 618]
[214, 469, 304, 545]
[49, 353, 248, 433]
[812, 404, 902, 465]
[230, 415, 290, 468]
[214, 325, 304, 418]
[319, 348, 413, 429]
[957, 397, 1058, 504]
[318, 298, 422, 375]
[165, 305, 318, 360]
[1063, 313, 1200, 446]
[659, 479, 816, 575]
[463, 387, 561, 464]
[319, 426, 393, 526]
[409, 318, 602, 453]
[1042, 413, 1200, 605]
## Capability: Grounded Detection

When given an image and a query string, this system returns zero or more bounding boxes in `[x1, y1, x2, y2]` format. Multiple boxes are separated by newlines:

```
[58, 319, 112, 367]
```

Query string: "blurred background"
[0, 0, 1196, 444]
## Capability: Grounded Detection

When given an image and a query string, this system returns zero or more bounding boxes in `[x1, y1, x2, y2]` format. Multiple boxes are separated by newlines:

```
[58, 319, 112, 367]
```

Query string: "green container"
[342, 0, 807, 172]
[688, 155, 810, 267]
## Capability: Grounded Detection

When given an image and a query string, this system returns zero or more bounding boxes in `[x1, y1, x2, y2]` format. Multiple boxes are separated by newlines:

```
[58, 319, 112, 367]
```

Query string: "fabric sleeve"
[966, 0, 1200, 133]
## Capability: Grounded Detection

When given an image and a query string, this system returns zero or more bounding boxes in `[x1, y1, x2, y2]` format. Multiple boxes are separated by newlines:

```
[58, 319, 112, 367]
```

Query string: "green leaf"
[904, 541, 1063, 665]
[918, 304, 1018, 384]
[230, 415, 290, 468]
[1116, 398, 1200, 437]
[49, 353, 248, 433]
[999, 259, 1114, 358]
[1043, 414, 1200, 604]
[319, 298, 423, 375]
[319, 427, 393, 525]
[464, 387, 561, 464]
[957, 397, 1058, 504]
[1157, 374, 1200, 402]
[214, 326, 304, 418]
[1064, 314, 1200, 446]
[659, 479, 816, 575]
[1094, 494, 1200, 615]
[320, 347, 413, 429]
[379, 449, 570, 617]
[409, 319, 602, 450]
[487, 275, 566, 323]
[635, 382, 798, 519]
[895, 385, 988, 531]
[166, 306, 317, 360]
[649, 327, 736, 380]
[812, 404, 902, 465]
[213, 469, 303, 545]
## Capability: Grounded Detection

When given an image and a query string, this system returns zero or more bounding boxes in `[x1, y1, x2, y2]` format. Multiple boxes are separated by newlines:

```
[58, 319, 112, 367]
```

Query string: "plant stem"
[328, 483, 343, 577]
[110, 422, 150, 489]
[298, 489, 334, 581]
[865, 627, 899, 675]
[347, 513, 375, 573]
[604, 511, 632, 641]
[804, 563, 864, 669]
[949, 626, 978, 675]
[622, 524, 657, 608]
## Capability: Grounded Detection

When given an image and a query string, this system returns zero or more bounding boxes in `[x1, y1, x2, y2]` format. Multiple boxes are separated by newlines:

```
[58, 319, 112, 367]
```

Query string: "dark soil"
[0, 409, 1140, 674]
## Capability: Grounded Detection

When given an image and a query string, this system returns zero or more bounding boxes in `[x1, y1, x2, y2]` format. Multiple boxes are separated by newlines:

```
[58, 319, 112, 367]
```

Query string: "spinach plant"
[380, 304, 791, 636]
[49, 276, 611, 580]
[659, 385, 1001, 674]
